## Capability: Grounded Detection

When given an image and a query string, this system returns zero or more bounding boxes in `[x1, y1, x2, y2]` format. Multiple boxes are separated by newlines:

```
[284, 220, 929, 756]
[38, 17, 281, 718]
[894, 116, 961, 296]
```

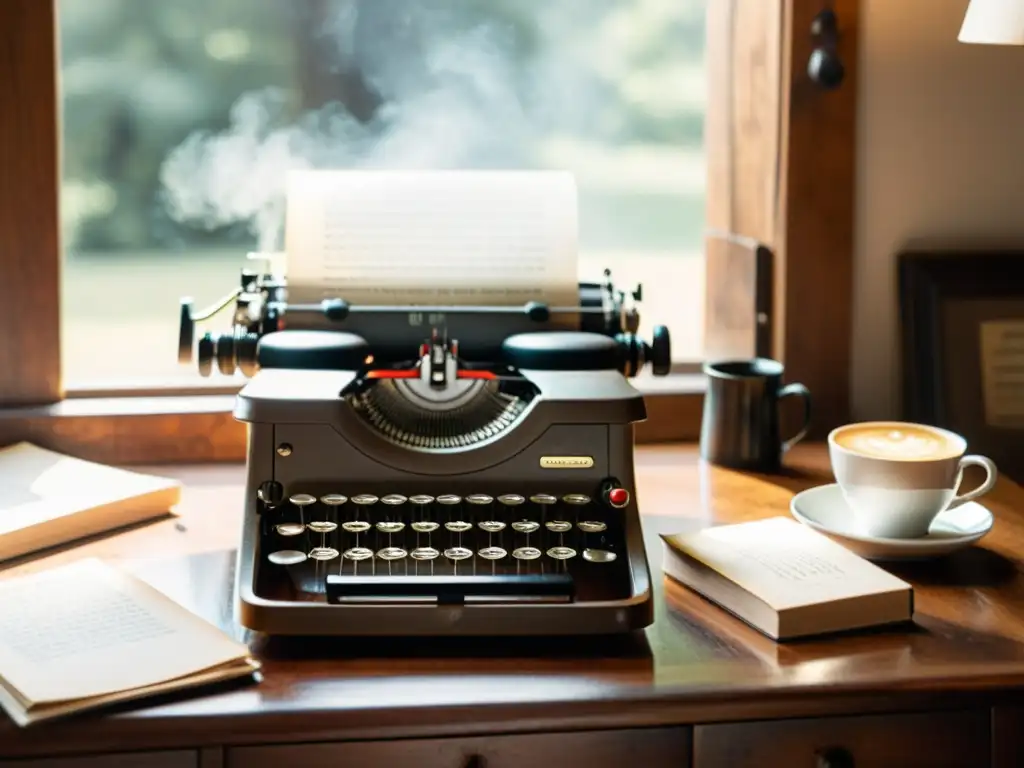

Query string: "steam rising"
[158, 2, 577, 252]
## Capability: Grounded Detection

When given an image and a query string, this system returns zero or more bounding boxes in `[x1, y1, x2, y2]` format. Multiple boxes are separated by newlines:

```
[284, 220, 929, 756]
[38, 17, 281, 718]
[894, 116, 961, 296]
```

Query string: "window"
[2, 0, 859, 462]
[58, 0, 707, 390]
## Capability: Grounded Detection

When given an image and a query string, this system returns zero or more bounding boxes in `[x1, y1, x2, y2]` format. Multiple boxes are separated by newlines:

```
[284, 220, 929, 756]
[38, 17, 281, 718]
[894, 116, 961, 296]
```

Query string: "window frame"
[0, 0, 858, 465]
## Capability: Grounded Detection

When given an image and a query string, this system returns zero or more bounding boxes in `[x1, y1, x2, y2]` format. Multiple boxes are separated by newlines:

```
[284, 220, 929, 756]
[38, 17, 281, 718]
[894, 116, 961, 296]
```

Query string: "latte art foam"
[835, 426, 960, 461]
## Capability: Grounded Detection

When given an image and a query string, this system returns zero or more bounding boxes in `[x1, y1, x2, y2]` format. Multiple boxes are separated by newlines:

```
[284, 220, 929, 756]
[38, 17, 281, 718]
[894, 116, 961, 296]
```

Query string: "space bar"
[324, 574, 575, 605]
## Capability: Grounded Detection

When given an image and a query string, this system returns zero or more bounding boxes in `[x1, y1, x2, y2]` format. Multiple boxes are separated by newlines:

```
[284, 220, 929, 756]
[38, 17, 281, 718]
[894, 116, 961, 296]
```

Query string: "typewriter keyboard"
[257, 489, 633, 602]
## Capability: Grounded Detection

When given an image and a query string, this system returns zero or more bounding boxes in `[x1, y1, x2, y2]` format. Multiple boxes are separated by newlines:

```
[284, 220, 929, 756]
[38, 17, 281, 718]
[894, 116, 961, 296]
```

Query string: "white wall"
[852, 0, 1024, 419]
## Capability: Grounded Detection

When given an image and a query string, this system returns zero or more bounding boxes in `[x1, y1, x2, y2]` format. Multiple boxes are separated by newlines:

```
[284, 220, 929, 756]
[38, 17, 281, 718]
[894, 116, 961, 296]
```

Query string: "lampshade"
[959, 0, 1024, 45]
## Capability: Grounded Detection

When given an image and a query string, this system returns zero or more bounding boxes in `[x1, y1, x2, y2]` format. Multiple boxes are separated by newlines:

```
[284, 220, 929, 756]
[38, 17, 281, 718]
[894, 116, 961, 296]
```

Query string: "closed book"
[0, 442, 180, 563]
[661, 517, 914, 641]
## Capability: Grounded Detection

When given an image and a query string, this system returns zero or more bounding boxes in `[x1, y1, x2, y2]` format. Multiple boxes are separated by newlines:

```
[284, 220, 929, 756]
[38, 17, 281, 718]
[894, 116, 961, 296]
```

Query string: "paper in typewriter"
[284, 170, 579, 318]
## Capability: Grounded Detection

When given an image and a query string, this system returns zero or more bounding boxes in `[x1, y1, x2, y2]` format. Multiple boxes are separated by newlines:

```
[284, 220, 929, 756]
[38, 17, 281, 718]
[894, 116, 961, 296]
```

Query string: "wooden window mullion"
[1, 0, 62, 407]
[704, 0, 858, 436]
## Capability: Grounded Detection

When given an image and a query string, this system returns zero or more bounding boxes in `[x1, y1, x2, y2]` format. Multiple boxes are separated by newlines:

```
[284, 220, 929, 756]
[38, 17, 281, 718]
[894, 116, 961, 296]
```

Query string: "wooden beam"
[703, 0, 783, 368]
[0, 0, 61, 406]
[704, 0, 784, 245]
[705, 0, 858, 438]
[775, 0, 858, 436]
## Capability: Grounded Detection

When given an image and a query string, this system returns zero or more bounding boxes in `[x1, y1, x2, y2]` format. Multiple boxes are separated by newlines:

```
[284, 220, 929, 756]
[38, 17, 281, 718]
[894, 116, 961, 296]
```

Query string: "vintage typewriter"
[178, 254, 671, 636]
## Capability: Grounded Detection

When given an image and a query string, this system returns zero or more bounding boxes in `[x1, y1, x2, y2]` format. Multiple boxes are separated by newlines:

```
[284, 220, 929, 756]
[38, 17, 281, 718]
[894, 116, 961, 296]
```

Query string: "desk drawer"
[694, 710, 990, 768]
[0, 753, 197, 768]
[226, 727, 691, 768]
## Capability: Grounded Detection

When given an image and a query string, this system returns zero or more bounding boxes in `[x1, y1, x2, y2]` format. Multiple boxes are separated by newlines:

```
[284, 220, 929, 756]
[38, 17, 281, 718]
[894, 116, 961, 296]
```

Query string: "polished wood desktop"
[2, 443, 1024, 767]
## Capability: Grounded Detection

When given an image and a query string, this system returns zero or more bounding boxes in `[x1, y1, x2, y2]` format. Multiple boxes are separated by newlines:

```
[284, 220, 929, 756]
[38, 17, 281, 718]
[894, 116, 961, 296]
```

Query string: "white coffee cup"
[827, 421, 998, 539]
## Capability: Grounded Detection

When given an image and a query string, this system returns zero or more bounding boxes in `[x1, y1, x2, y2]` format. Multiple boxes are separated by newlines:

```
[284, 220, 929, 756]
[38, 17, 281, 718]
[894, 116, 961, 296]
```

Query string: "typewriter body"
[178, 254, 671, 636]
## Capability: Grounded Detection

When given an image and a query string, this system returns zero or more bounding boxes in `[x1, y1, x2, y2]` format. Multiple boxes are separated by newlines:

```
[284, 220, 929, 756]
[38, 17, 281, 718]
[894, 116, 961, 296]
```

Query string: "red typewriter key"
[606, 487, 629, 508]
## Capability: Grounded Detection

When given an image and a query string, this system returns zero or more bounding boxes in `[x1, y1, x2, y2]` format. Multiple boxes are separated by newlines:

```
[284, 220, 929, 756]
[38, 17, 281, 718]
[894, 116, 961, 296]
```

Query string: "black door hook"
[808, 7, 845, 90]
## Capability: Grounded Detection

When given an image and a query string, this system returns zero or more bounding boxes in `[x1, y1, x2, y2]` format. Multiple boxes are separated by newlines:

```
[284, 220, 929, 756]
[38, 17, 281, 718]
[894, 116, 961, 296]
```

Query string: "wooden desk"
[3, 443, 1024, 767]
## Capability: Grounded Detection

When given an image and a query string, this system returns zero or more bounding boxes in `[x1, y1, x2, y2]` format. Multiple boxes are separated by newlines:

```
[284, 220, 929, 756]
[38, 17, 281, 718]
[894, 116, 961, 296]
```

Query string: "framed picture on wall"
[898, 250, 1024, 481]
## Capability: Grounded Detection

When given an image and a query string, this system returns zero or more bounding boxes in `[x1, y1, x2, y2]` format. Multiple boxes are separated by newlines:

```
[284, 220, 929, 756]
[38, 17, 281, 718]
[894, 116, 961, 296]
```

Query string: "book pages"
[662, 517, 911, 611]
[0, 443, 180, 563]
[0, 559, 250, 706]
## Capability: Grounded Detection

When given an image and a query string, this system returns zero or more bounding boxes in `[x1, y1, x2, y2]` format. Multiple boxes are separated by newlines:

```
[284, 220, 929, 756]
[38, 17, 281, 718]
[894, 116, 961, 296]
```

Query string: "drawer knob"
[464, 756, 486, 768]
[815, 747, 855, 768]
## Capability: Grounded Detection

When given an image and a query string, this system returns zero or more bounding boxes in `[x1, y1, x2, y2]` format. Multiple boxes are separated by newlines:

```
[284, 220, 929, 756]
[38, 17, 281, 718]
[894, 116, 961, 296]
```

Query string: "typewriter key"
[444, 546, 473, 561]
[321, 494, 347, 506]
[382, 494, 407, 506]
[376, 521, 406, 534]
[309, 547, 340, 561]
[478, 546, 507, 560]
[343, 547, 374, 561]
[530, 494, 557, 505]
[545, 520, 572, 533]
[563, 494, 591, 506]
[410, 546, 440, 561]
[578, 521, 607, 533]
[289, 493, 317, 506]
[411, 521, 440, 533]
[352, 494, 379, 505]
[275, 523, 306, 536]
[436, 494, 461, 505]
[377, 547, 408, 561]
[497, 494, 525, 506]
[308, 521, 338, 534]
[512, 546, 542, 560]
[478, 520, 506, 533]
[268, 550, 306, 566]
[511, 521, 540, 533]
[409, 494, 434, 505]
[341, 521, 371, 533]
[547, 546, 577, 560]
[445, 521, 473, 532]
[583, 548, 617, 563]
[466, 494, 493, 505]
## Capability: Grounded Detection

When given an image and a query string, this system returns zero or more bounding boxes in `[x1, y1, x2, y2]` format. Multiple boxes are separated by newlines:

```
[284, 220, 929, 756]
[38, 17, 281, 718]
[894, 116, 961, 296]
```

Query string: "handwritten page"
[0, 559, 250, 705]
[980, 320, 1024, 428]
[283, 170, 579, 314]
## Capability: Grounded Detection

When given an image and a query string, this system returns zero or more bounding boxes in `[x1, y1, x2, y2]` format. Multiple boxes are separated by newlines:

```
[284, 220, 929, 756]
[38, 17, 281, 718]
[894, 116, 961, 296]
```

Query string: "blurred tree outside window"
[58, 0, 707, 387]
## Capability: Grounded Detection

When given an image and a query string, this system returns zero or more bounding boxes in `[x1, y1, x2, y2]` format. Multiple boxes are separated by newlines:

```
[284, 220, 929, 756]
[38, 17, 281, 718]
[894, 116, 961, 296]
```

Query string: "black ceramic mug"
[699, 358, 812, 471]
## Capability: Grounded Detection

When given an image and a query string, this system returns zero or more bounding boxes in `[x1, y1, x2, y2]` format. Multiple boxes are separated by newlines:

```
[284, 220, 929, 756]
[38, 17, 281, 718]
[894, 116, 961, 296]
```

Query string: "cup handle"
[946, 454, 998, 510]
[778, 382, 812, 453]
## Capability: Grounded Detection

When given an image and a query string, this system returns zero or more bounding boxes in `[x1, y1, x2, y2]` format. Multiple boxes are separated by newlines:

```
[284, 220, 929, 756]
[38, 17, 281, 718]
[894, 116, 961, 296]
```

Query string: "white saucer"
[790, 483, 994, 561]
